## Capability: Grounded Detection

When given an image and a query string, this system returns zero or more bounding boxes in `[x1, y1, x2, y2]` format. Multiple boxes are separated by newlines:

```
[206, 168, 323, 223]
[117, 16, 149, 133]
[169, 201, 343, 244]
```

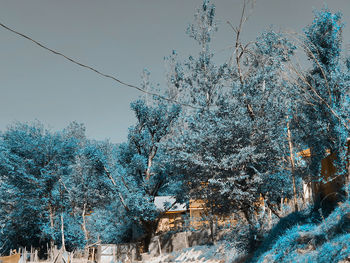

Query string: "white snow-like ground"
[142, 244, 231, 263]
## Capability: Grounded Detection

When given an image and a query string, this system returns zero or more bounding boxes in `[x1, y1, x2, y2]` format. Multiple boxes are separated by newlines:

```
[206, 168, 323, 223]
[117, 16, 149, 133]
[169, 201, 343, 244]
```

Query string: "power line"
[0, 21, 199, 109]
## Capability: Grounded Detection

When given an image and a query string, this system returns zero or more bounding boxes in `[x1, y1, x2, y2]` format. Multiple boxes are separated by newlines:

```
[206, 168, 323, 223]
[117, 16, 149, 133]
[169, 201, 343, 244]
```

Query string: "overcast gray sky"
[1, 0, 350, 143]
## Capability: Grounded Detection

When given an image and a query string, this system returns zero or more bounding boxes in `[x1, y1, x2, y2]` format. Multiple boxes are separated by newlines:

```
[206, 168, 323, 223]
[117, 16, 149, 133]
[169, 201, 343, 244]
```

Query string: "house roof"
[154, 196, 187, 212]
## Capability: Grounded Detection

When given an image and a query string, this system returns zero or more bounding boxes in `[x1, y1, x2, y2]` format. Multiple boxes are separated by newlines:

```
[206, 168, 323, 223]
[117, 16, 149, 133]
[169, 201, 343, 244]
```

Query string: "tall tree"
[61, 123, 118, 247]
[294, 8, 350, 208]
[89, 99, 181, 250]
[167, 0, 300, 228]
[165, 0, 229, 109]
[0, 122, 81, 252]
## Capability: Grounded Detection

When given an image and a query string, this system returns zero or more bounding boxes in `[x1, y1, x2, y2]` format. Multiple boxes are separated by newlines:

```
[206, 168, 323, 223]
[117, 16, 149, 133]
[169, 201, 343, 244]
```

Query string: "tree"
[167, 0, 300, 229]
[245, 29, 301, 212]
[165, 0, 228, 109]
[60, 123, 120, 247]
[88, 99, 181, 250]
[0, 122, 81, 253]
[292, 8, 350, 209]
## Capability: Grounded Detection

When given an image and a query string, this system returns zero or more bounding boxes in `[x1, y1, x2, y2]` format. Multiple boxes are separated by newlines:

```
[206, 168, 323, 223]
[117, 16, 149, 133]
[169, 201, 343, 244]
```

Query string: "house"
[154, 196, 187, 233]
[155, 197, 235, 233]
[297, 144, 349, 205]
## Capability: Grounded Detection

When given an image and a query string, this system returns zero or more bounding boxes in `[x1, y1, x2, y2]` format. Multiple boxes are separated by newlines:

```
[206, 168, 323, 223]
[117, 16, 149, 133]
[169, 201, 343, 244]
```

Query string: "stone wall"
[148, 230, 224, 257]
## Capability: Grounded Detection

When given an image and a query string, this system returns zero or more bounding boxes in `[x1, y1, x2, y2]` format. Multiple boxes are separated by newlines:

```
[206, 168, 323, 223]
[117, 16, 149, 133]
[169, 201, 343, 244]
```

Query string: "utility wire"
[0, 22, 200, 109]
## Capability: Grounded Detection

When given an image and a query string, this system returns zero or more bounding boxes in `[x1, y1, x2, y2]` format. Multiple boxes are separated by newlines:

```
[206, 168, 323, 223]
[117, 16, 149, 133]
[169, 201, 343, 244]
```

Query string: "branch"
[103, 166, 130, 213]
[287, 61, 350, 131]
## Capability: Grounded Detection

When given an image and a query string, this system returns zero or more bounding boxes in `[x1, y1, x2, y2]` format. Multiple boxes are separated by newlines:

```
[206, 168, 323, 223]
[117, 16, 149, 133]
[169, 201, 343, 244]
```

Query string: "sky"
[1, 0, 350, 143]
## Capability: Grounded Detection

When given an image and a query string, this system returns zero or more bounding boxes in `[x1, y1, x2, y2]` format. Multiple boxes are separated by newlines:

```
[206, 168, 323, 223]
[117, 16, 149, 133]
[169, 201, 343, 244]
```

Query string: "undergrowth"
[251, 200, 350, 262]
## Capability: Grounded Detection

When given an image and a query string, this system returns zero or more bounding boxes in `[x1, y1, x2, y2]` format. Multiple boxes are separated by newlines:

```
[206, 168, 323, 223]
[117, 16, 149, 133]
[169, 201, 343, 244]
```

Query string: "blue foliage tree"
[167, 0, 300, 229]
[0, 122, 81, 252]
[165, 0, 229, 109]
[294, 8, 350, 208]
[86, 98, 181, 250]
[60, 123, 123, 247]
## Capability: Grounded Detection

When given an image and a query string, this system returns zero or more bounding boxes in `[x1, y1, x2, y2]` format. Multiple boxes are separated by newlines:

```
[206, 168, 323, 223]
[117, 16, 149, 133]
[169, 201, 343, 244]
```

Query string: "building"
[154, 196, 187, 233]
[297, 145, 348, 205]
[155, 196, 235, 233]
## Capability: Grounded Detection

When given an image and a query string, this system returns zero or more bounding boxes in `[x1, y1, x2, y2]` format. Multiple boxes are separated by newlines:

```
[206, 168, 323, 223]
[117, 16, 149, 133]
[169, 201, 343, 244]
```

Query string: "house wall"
[0, 254, 21, 263]
[298, 149, 347, 204]
[157, 199, 236, 232]
[189, 199, 236, 229]
[156, 212, 186, 233]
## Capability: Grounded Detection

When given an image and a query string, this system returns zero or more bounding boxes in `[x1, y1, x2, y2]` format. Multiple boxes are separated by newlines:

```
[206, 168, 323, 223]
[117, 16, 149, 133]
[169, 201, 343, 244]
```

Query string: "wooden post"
[30, 246, 33, 262]
[23, 248, 27, 263]
[46, 243, 49, 261]
[157, 237, 162, 256]
[34, 249, 38, 262]
[92, 247, 95, 262]
[268, 208, 272, 228]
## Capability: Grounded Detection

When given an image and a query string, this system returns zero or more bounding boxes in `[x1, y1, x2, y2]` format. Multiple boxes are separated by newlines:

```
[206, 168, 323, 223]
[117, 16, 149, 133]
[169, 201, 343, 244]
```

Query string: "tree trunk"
[82, 203, 89, 242]
[209, 217, 214, 244]
[82, 203, 89, 258]
[49, 204, 55, 249]
[141, 220, 158, 252]
[208, 205, 216, 244]
[287, 120, 298, 212]
[61, 213, 66, 251]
